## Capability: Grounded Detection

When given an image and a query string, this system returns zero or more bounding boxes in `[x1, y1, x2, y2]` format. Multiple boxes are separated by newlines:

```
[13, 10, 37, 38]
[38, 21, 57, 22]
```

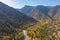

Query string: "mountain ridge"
[19, 5, 60, 20]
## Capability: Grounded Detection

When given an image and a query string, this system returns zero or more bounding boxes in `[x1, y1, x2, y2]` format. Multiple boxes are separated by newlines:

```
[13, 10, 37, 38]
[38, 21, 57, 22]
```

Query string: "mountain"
[0, 2, 37, 36]
[19, 5, 33, 15]
[19, 5, 60, 20]
[48, 5, 60, 18]
[29, 6, 52, 20]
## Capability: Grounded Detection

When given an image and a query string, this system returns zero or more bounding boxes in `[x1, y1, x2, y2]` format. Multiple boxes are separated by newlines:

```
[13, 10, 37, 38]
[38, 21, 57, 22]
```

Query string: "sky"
[0, 0, 60, 8]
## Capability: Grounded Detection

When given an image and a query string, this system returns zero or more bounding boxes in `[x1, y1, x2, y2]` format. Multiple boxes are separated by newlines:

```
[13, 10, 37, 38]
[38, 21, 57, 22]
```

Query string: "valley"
[0, 1, 60, 40]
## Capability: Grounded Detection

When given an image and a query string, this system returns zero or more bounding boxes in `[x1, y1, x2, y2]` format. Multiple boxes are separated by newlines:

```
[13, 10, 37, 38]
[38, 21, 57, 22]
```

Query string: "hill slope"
[0, 2, 37, 36]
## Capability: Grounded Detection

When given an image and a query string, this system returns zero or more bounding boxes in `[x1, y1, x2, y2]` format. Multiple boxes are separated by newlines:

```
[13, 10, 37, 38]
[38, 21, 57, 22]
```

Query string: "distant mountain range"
[19, 5, 60, 20]
[0, 2, 36, 36]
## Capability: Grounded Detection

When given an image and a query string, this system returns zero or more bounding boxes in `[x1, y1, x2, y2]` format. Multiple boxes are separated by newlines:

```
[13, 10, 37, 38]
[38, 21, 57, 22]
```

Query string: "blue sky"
[0, 0, 60, 8]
